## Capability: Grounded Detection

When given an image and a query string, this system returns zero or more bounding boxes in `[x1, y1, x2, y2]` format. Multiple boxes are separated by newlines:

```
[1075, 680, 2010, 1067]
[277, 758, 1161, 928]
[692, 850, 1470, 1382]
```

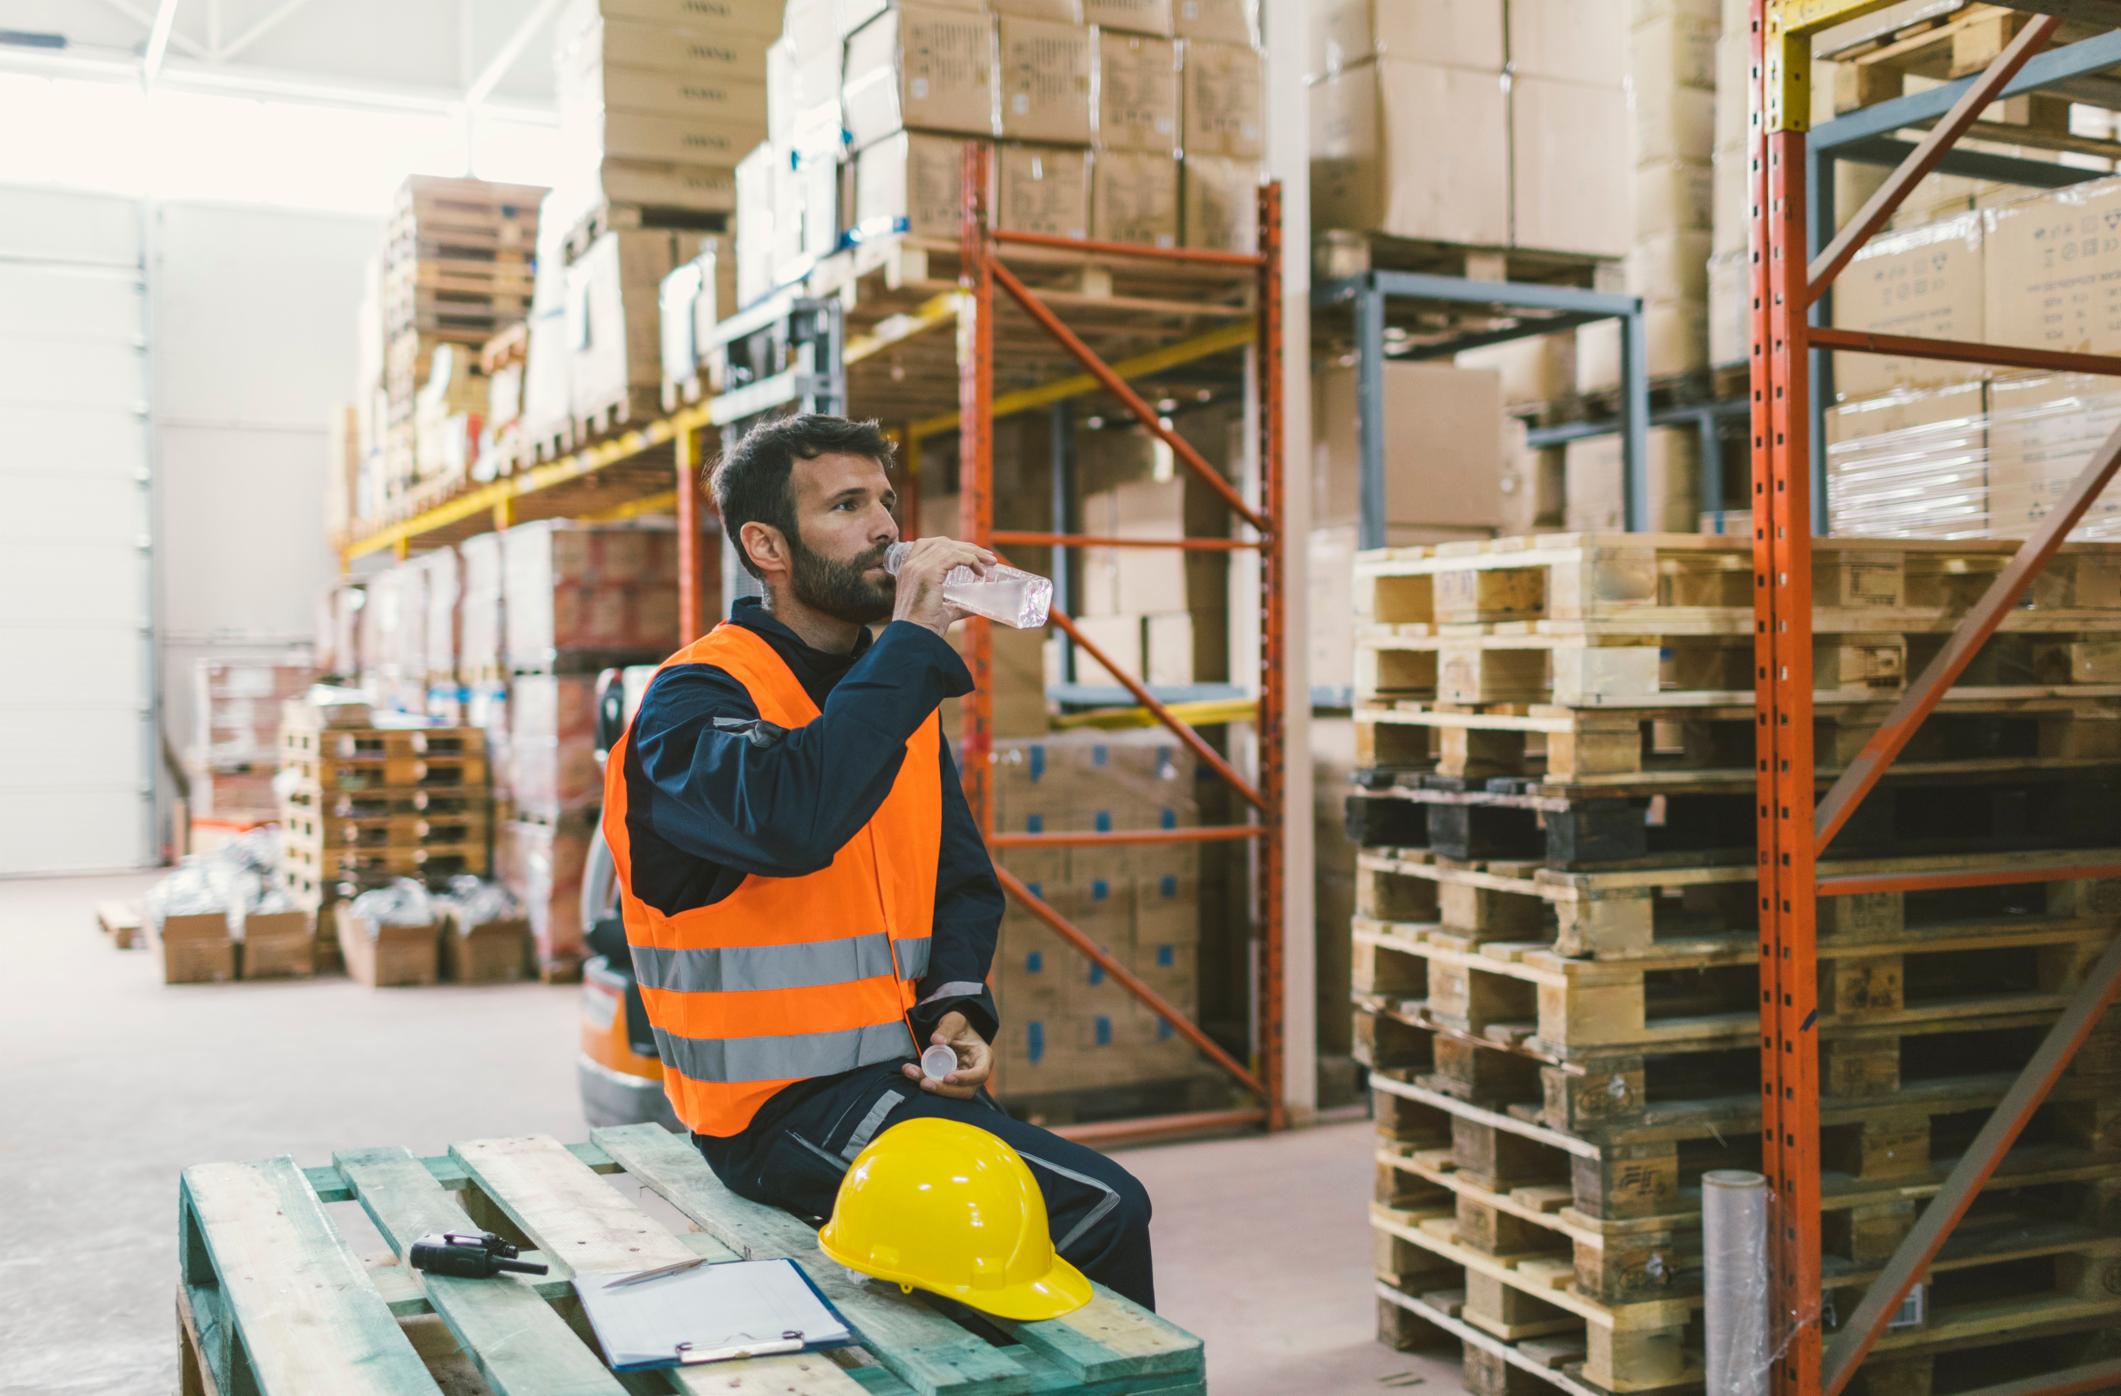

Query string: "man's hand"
[902, 1010, 993, 1099]
[891, 537, 995, 638]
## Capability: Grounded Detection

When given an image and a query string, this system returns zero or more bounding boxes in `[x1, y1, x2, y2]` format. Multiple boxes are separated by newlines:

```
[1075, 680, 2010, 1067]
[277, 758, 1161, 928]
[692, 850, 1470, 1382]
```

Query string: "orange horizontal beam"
[1053, 1108, 1268, 1147]
[1811, 326, 2121, 377]
[1819, 862, 2121, 897]
[991, 530, 1260, 551]
[994, 229, 1266, 268]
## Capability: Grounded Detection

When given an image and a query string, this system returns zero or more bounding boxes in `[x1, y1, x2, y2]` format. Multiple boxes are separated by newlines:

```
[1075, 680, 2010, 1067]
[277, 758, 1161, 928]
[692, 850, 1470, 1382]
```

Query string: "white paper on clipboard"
[571, 1256, 854, 1371]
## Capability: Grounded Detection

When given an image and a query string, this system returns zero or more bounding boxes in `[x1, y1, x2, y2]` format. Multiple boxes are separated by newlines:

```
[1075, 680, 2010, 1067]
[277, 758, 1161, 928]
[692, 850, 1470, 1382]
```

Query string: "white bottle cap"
[921, 1044, 959, 1082]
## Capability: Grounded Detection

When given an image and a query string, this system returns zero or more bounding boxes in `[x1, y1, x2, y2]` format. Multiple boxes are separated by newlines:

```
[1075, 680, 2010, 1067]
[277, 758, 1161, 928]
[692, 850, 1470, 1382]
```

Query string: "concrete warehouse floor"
[0, 873, 1462, 1395]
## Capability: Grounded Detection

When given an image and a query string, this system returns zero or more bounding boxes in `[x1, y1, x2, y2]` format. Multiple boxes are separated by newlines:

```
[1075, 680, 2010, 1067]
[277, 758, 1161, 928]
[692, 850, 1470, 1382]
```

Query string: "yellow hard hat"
[816, 1117, 1094, 1320]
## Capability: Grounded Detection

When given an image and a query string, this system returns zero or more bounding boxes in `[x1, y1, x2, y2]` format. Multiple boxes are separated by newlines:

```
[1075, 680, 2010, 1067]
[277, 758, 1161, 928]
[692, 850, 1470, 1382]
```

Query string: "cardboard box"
[593, 159, 738, 213]
[1087, 0, 1174, 35]
[560, 55, 768, 123]
[1635, 159, 1715, 237]
[1180, 154, 1259, 250]
[440, 909, 532, 983]
[1984, 181, 2121, 358]
[998, 143, 1091, 238]
[334, 902, 442, 988]
[564, 108, 765, 169]
[238, 907, 315, 980]
[856, 130, 990, 239]
[1512, 77, 1630, 258]
[1988, 373, 2121, 539]
[1563, 426, 1701, 533]
[735, 142, 778, 304]
[837, 0, 985, 37]
[1173, 0, 1250, 43]
[1145, 609, 1227, 685]
[1825, 382, 1991, 538]
[1633, 10, 1720, 91]
[1307, 0, 1504, 79]
[1092, 149, 1180, 246]
[562, 0, 783, 33]
[1501, 426, 1566, 536]
[998, 16, 1094, 145]
[1835, 211, 1984, 398]
[1507, 0, 1627, 84]
[1457, 331, 1575, 408]
[1626, 231, 1714, 304]
[157, 910, 236, 985]
[842, 5, 997, 151]
[1094, 31, 1179, 153]
[1630, 76, 1716, 167]
[569, 18, 776, 79]
[1310, 60, 1508, 248]
[1179, 40, 1262, 159]
[568, 230, 688, 415]
[1312, 360, 1507, 529]
[995, 0, 1084, 15]
[1574, 300, 1711, 391]
[1708, 250, 1746, 368]
[1072, 614, 1146, 684]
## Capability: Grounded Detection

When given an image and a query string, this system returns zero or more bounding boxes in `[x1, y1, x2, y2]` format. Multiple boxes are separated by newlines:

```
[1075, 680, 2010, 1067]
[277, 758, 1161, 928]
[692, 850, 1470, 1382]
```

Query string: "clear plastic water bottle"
[883, 542, 1053, 629]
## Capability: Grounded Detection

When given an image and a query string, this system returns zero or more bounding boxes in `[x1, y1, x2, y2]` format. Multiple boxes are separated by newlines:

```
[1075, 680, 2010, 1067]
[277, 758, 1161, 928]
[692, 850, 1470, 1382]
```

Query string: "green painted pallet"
[176, 1125, 1205, 1396]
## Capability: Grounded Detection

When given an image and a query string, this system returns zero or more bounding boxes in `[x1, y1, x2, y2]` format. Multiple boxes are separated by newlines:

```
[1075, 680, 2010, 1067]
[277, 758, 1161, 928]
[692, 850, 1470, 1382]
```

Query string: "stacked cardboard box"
[491, 520, 695, 976]
[743, 0, 1261, 303]
[1307, 0, 1630, 261]
[186, 660, 315, 826]
[364, 176, 545, 509]
[1574, 0, 1721, 395]
[986, 731, 1211, 1095]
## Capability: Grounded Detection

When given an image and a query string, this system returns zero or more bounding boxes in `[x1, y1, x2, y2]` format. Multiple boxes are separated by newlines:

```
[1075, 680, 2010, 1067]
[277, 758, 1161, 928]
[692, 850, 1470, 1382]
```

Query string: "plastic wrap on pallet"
[316, 584, 366, 679]
[507, 673, 602, 819]
[457, 532, 505, 677]
[144, 865, 226, 931]
[436, 873, 522, 929]
[465, 680, 513, 808]
[192, 659, 314, 770]
[496, 817, 590, 972]
[1827, 375, 2121, 540]
[421, 547, 461, 685]
[500, 521, 680, 668]
[349, 877, 438, 932]
[358, 563, 429, 715]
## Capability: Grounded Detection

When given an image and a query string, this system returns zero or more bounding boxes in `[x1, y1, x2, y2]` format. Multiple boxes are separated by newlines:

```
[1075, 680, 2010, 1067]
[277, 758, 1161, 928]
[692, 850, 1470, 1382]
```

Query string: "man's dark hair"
[710, 413, 896, 579]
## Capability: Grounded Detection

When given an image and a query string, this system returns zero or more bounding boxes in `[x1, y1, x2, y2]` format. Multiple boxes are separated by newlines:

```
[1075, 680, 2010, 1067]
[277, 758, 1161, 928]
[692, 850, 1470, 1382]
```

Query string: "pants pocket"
[753, 1128, 851, 1223]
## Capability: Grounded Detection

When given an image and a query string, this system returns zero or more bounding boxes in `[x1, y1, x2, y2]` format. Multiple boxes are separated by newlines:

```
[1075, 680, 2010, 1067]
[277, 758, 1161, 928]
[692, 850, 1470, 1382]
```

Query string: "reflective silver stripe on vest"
[652, 1020, 913, 1085]
[893, 935, 933, 983]
[630, 934, 897, 995]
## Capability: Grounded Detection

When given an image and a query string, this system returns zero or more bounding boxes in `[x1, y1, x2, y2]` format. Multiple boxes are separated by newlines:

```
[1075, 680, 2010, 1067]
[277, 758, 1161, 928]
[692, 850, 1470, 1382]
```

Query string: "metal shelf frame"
[1751, 5, 2121, 1394]
[1312, 271, 1652, 542]
[955, 143, 1289, 1141]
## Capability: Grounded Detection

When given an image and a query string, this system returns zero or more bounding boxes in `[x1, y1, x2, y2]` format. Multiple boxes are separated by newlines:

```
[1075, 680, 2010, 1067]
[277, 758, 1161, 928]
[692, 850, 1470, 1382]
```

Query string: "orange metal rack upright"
[953, 143, 1288, 1144]
[1751, 4, 2121, 1394]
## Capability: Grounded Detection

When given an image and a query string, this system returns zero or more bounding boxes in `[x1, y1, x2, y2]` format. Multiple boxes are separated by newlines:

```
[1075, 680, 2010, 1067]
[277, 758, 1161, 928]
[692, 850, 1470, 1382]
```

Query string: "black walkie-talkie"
[407, 1230, 550, 1279]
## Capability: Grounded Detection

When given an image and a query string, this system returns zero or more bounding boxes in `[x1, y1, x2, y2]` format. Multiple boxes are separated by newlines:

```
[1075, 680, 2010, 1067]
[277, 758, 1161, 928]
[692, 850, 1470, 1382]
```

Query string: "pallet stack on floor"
[356, 176, 545, 518]
[183, 659, 316, 844]
[1343, 533, 2121, 1394]
[277, 704, 491, 973]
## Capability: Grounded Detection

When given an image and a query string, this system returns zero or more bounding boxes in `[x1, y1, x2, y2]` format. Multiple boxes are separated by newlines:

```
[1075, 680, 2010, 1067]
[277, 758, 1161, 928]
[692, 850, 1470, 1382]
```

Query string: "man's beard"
[788, 531, 894, 624]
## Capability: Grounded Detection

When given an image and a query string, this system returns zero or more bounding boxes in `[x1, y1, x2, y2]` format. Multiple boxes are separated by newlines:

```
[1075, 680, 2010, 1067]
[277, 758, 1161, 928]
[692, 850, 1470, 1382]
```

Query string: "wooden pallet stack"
[1346, 534, 2121, 1395]
[276, 706, 491, 925]
[379, 176, 545, 508]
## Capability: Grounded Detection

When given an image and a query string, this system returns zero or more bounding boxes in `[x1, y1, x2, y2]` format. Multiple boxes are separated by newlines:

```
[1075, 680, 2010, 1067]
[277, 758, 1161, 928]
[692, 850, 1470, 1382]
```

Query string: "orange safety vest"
[601, 623, 940, 1137]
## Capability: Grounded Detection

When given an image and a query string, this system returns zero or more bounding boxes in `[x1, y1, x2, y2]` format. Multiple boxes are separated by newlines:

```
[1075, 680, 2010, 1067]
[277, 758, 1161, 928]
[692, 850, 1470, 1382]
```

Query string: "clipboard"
[571, 1256, 855, 1371]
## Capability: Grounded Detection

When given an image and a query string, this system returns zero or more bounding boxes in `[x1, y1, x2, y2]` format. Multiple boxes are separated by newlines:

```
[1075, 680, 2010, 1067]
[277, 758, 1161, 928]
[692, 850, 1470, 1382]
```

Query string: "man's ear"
[740, 520, 790, 578]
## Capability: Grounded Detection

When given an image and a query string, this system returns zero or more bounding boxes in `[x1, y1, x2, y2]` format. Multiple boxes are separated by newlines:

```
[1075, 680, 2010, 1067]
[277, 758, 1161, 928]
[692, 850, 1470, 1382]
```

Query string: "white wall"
[152, 200, 379, 836]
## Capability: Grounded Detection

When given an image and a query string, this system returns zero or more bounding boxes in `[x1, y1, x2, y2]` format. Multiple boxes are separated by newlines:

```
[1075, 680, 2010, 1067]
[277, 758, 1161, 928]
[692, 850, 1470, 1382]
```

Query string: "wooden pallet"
[280, 724, 483, 762]
[286, 839, 485, 880]
[1354, 694, 2121, 788]
[279, 752, 488, 792]
[1354, 535, 2121, 635]
[1823, 3, 2107, 145]
[571, 386, 662, 448]
[1352, 846, 2121, 961]
[1345, 767, 2121, 867]
[278, 806, 488, 850]
[1353, 913, 2116, 1061]
[177, 1126, 1204, 1396]
[1313, 230, 1619, 288]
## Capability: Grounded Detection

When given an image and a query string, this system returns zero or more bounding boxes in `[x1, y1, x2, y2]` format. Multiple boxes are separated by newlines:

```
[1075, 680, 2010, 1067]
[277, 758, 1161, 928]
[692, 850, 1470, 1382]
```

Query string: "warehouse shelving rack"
[1750, 4, 2121, 1394]
[340, 148, 1292, 1149]
[1312, 268, 1653, 542]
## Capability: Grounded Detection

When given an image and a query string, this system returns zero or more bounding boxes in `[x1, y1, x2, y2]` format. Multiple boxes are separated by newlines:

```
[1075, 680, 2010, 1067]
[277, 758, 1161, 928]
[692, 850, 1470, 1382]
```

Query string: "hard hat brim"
[814, 1234, 1096, 1321]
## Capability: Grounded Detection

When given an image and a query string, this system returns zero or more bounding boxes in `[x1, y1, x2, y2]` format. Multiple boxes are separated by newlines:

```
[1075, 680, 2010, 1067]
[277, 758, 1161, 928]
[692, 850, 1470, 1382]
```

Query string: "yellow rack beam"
[1053, 696, 1258, 732]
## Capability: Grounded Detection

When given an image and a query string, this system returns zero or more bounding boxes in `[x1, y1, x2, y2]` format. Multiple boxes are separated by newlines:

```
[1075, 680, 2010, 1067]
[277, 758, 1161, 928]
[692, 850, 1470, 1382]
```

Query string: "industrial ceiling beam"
[216, 0, 314, 62]
[465, 0, 564, 108]
[92, 0, 204, 60]
[141, 0, 185, 86]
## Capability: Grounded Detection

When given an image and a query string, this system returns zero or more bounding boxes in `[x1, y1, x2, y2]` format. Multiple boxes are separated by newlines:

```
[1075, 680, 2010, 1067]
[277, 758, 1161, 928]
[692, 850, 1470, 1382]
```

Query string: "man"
[600, 412, 1156, 1309]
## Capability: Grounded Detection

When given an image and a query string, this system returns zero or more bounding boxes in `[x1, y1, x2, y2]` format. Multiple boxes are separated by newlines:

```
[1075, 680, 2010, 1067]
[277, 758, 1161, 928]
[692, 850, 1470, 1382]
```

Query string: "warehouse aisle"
[0, 873, 1456, 1395]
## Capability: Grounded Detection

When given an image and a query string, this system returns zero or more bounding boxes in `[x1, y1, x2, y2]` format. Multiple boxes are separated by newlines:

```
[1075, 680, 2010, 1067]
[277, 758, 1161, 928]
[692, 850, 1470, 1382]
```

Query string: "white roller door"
[0, 187, 154, 874]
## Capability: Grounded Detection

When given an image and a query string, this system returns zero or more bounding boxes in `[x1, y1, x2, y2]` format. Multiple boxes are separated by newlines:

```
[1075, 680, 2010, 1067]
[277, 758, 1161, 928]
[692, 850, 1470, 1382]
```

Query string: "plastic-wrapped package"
[1827, 374, 2121, 540]
[495, 817, 591, 973]
[458, 533, 506, 677]
[422, 547, 462, 684]
[193, 660, 314, 769]
[501, 521, 681, 667]
[466, 680, 513, 807]
[437, 873, 522, 928]
[349, 877, 438, 930]
[507, 673, 602, 819]
[143, 864, 226, 932]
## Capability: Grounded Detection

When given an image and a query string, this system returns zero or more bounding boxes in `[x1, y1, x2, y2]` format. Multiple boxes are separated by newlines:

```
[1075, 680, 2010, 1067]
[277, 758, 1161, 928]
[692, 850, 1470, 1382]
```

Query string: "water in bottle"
[883, 542, 1053, 629]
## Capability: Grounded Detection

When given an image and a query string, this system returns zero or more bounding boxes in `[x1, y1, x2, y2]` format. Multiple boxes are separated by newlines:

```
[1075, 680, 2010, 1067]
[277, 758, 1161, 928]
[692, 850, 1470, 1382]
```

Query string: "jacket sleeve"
[908, 737, 1004, 1044]
[628, 621, 972, 878]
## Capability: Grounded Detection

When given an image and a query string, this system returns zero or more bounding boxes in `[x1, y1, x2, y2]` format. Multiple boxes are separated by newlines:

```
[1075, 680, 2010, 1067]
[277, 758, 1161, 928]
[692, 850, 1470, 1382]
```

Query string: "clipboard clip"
[674, 1331, 806, 1364]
